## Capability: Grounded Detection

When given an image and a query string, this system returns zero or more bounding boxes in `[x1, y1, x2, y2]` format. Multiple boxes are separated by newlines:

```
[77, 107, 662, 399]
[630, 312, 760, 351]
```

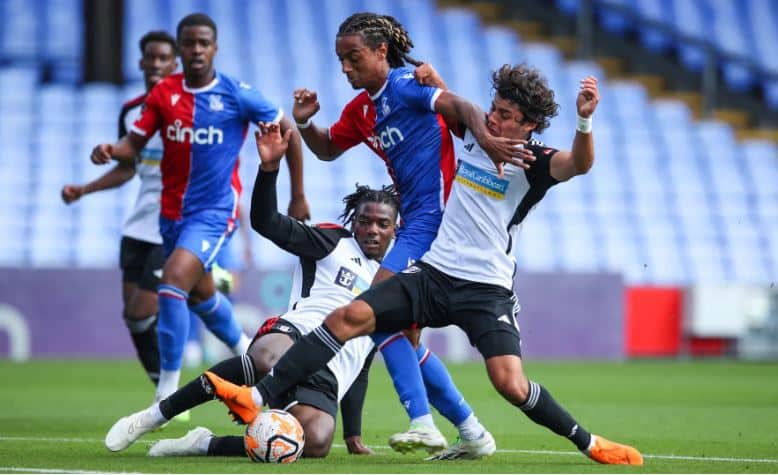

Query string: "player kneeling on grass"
[204, 65, 644, 465]
[105, 122, 397, 458]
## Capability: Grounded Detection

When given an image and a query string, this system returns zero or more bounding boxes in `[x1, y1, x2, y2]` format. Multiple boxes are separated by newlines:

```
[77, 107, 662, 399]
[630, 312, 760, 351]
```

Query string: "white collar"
[183, 74, 219, 93]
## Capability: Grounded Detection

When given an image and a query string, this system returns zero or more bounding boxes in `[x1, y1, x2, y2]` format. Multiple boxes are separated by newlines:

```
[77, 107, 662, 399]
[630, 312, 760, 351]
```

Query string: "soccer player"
[105, 122, 394, 458]
[62, 31, 178, 388]
[288, 12, 524, 457]
[207, 65, 646, 465]
[90, 13, 310, 403]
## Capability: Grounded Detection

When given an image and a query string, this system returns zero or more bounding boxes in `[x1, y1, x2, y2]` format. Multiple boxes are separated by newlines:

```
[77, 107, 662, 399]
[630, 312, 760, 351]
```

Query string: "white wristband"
[296, 118, 312, 129]
[576, 114, 592, 134]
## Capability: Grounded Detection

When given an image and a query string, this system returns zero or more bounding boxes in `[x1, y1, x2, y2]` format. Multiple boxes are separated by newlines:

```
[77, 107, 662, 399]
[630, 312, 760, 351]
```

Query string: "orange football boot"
[586, 435, 644, 465]
[202, 371, 260, 424]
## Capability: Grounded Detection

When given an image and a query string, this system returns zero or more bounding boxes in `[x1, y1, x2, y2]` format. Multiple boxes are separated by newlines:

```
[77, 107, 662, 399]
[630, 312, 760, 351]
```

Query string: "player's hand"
[345, 435, 375, 455]
[414, 63, 447, 89]
[287, 196, 311, 221]
[576, 76, 599, 118]
[255, 122, 292, 171]
[479, 136, 536, 176]
[90, 144, 113, 165]
[292, 88, 320, 125]
[61, 184, 84, 204]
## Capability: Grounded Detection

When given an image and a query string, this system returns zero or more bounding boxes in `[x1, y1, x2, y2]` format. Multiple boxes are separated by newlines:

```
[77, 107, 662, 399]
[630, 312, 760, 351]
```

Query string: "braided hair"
[337, 12, 422, 67]
[339, 183, 400, 226]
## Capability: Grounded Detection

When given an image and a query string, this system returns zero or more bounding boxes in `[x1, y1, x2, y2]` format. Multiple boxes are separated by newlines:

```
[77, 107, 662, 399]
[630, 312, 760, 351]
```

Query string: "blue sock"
[372, 332, 431, 420]
[417, 343, 473, 426]
[189, 292, 241, 347]
[157, 284, 191, 371]
[187, 311, 202, 343]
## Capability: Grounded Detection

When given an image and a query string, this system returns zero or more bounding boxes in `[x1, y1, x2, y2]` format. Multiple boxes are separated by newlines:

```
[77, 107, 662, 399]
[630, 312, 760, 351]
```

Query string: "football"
[244, 409, 305, 463]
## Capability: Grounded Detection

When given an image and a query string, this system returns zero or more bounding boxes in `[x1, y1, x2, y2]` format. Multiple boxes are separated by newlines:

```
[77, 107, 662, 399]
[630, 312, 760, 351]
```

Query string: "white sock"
[410, 414, 435, 429]
[196, 434, 213, 453]
[250, 386, 264, 407]
[147, 402, 168, 424]
[457, 413, 486, 441]
[156, 369, 181, 401]
[585, 434, 597, 453]
[232, 334, 251, 355]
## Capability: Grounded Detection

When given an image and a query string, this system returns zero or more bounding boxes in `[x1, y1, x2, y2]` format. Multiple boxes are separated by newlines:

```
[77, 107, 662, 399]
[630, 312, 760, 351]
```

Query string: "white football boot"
[105, 406, 163, 452]
[425, 431, 496, 460]
[388, 422, 448, 454]
[148, 427, 213, 457]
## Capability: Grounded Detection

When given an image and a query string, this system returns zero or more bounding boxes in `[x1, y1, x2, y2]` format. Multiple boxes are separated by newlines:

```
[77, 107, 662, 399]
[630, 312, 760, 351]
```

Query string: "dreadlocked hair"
[339, 183, 400, 225]
[492, 63, 559, 134]
[337, 12, 422, 67]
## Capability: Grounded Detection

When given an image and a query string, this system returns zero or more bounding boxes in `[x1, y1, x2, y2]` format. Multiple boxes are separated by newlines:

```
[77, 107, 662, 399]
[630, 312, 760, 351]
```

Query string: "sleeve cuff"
[429, 88, 443, 111]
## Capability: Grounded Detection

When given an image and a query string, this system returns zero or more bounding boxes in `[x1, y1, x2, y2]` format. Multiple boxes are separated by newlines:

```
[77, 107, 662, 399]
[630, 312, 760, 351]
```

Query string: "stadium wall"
[0, 268, 624, 361]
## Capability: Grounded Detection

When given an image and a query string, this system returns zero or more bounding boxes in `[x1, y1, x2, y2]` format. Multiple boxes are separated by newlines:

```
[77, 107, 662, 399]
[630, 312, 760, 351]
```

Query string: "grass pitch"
[1, 359, 777, 473]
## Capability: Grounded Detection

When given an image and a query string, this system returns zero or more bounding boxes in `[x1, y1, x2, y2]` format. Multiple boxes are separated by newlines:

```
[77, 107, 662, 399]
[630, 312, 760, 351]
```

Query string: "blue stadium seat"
[634, 0, 673, 52]
[741, 139, 778, 199]
[0, 0, 40, 61]
[670, 0, 707, 71]
[514, 215, 558, 272]
[595, 0, 633, 35]
[707, 0, 757, 92]
[684, 235, 728, 282]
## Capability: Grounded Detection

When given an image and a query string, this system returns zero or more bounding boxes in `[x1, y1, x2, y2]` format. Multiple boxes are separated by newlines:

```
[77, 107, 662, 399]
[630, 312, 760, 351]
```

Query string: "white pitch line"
[2, 436, 777, 465]
[0, 468, 141, 474]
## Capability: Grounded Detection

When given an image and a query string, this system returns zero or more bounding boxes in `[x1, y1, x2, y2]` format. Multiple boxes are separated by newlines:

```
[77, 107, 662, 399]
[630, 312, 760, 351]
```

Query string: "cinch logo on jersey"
[370, 125, 405, 150]
[165, 119, 224, 145]
[455, 161, 510, 199]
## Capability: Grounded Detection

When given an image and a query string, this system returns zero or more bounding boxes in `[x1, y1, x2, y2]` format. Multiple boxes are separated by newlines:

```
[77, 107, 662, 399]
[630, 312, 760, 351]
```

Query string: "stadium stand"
[0, 0, 775, 287]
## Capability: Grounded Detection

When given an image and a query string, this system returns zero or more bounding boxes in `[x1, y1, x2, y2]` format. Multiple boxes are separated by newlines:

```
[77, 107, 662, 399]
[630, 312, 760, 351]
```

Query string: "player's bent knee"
[486, 355, 530, 404]
[341, 300, 375, 335]
[249, 346, 275, 375]
[294, 409, 334, 458]
[302, 435, 332, 458]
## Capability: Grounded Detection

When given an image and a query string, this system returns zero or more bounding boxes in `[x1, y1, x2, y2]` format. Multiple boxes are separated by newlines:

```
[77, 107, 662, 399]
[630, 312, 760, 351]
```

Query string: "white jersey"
[281, 225, 379, 402]
[120, 95, 163, 244]
[423, 129, 559, 290]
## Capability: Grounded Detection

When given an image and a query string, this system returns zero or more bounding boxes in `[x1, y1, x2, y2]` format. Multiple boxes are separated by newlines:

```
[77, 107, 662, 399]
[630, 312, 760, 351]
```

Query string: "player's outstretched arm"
[61, 161, 136, 204]
[278, 115, 310, 221]
[250, 124, 341, 260]
[292, 88, 345, 161]
[341, 348, 376, 455]
[433, 91, 536, 175]
[90, 133, 147, 165]
[549, 76, 600, 182]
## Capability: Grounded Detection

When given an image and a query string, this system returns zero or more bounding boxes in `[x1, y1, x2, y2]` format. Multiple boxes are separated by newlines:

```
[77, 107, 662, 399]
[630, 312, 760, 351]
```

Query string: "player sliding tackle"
[105, 122, 396, 458]
[206, 63, 644, 465]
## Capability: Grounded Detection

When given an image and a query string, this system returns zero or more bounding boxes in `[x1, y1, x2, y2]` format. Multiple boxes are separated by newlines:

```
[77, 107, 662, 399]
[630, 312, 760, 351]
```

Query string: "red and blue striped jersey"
[329, 67, 456, 225]
[132, 71, 282, 221]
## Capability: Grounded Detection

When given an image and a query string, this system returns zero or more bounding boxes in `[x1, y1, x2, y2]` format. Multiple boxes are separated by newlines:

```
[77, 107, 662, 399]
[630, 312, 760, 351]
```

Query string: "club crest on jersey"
[455, 160, 509, 200]
[335, 267, 357, 290]
[380, 96, 391, 116]
[209, 94, 224, 111]
[171, 93, 180, 106]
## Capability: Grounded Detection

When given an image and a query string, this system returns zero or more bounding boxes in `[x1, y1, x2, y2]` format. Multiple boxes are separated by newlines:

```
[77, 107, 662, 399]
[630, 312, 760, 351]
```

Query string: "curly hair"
[339, 183, 400, 226]
[337, 12, 422, 67]
[491, 64, 559, 133]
